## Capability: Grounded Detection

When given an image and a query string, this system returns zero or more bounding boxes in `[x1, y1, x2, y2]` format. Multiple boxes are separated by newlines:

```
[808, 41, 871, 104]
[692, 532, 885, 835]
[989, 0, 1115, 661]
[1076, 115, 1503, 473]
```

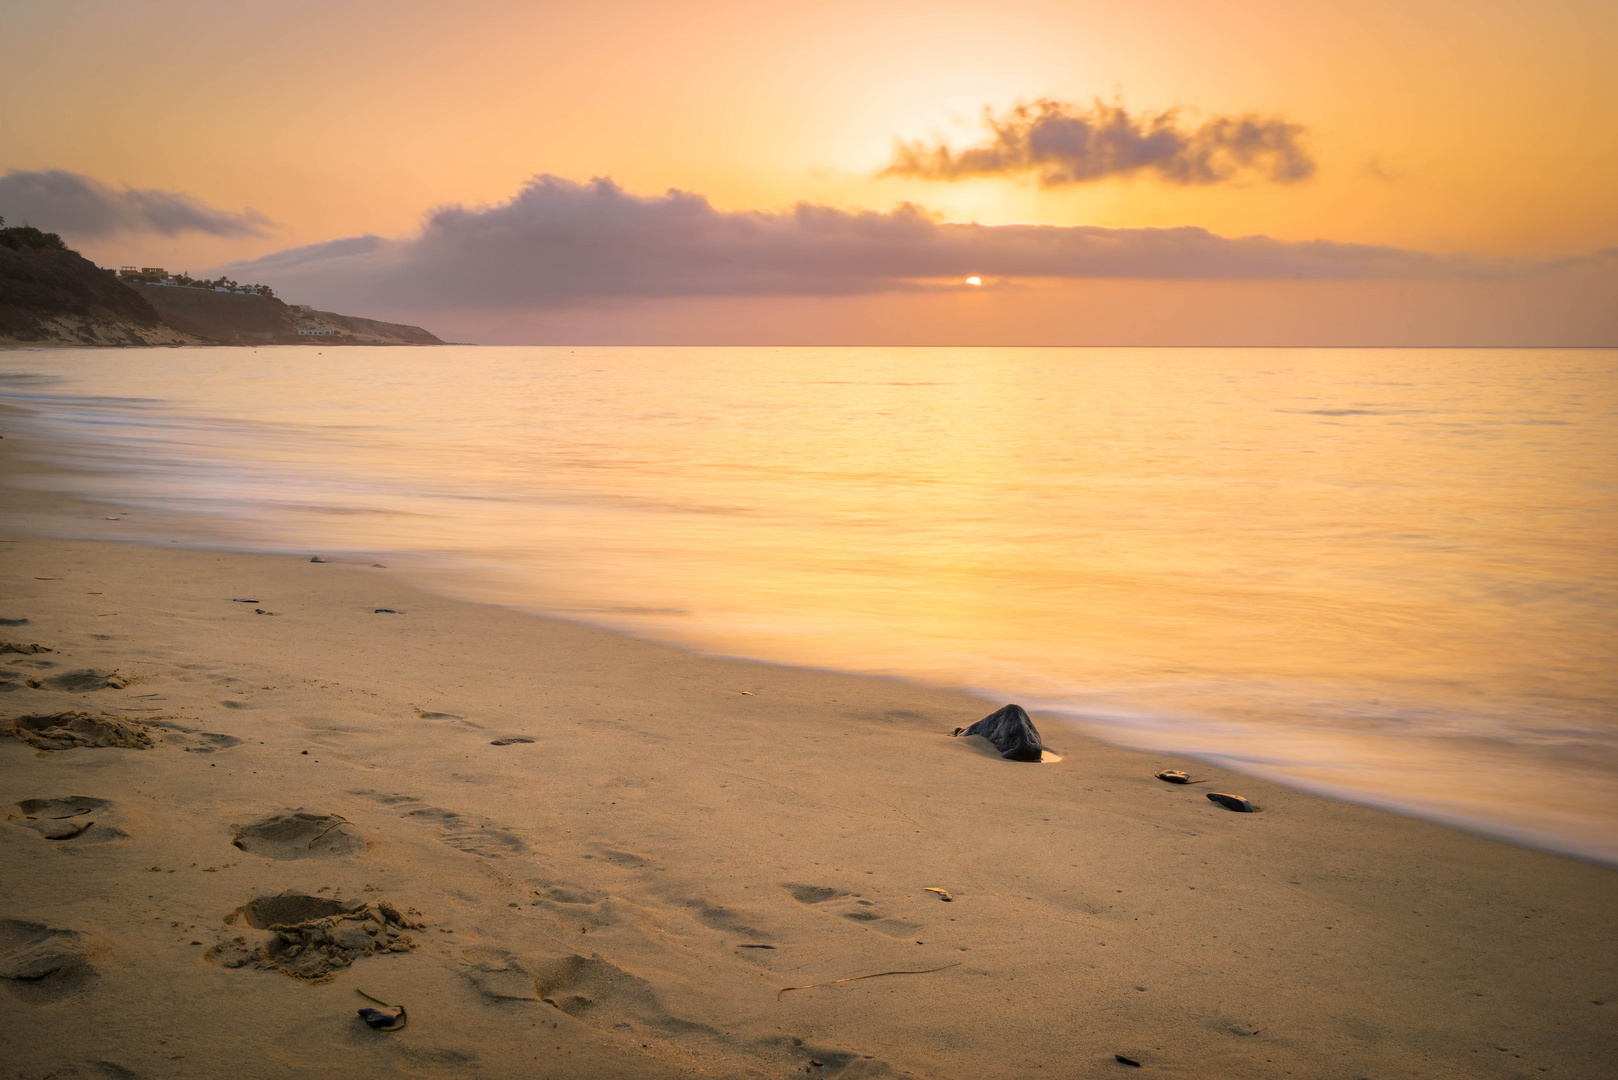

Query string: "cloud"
[0, 169, 272, 238]
[883, 99, 1315, 186]
[219, 175, 1529, 312]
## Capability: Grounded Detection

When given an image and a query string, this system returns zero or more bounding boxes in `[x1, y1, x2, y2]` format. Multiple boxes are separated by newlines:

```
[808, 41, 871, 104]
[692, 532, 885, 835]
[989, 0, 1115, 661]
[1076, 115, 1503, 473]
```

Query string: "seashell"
[357, 1005, 407, 1031]
[1206, 792, 1255, 813]
[1156, 770, 1190, 784]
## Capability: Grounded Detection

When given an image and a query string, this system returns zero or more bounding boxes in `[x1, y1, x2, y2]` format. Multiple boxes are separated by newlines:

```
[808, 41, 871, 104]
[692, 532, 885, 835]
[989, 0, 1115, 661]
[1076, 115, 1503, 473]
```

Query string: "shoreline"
[0, 376, 1612, 871]
[2, 435, 1615, 1076]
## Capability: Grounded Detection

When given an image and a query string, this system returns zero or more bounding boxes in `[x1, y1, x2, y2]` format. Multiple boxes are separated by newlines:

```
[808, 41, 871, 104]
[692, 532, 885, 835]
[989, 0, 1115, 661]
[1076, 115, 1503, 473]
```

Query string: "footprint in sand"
[14, 1064, 144, 1080]
[6, 713, 240, 754]
[458, 946, 708, 1035]
[460, 946, 545, 1001]
[9, 797, 127, 843]
[0, 641, 52, 655]
[674, 896, 768, 938]
[0, 656, 56, 693]
[206, 891, 423, 983]
[533, 952, 698, 1033]
[782, 883, 922, 938]
[784, 883, 847, 904]
[0, 918, 94, 999]
[36, 669, 132, 692]
[6, 712, 154, 752]
[463, 949, 904, 1079]
[352, 790, 527, 857]
[232, 810, 366, 860]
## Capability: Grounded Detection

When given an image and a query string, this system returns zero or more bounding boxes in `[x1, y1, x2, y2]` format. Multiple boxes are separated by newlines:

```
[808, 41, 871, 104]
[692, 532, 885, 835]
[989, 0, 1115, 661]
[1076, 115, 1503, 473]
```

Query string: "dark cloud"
[883, 100, 1315, 186]
[0, 169, 272, 238]
[219, 175, 1523, 311]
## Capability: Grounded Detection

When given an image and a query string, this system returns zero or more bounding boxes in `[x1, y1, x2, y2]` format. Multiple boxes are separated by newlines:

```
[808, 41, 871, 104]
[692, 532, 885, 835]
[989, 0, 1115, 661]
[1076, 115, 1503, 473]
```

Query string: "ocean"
[2, 345, 1614, 863]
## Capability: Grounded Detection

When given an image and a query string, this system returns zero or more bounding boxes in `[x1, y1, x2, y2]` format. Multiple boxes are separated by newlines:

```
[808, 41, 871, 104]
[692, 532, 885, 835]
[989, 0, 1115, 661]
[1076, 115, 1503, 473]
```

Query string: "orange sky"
[3, 0, 1615, 343]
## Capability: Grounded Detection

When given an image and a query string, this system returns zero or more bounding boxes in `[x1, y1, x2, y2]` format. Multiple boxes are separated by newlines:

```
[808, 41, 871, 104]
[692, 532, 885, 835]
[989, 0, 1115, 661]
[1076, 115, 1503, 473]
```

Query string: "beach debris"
[233, 810, 367, 860]
[0, 641, 51, 654]
[1155, 770, 1207, 784]
[254, 609, 278, 616]
[8, 712, 154, 752]
[776, 961, 960, 1000]
[0, 618, 30, 626]
[230, 598, 259, 603]
[209, 891, 423, 983]
[310, 556, 328, 563]
[953, 704, 1047, 762]
[1115, 1054, 1141, 1066]
[490, 736, 535, 745]
[923, 887, 954, 902]
[356, 989, 408, 1031]
[737, 944, 776, 949]
[373, 608, 400, 614]
[372, 563, 387, 568]
[1206, 792, 1256, 812]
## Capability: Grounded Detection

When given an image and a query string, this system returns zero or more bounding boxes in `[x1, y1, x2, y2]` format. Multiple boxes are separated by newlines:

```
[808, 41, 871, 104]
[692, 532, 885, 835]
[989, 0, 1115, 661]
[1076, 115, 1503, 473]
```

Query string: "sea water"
[2, 346, 1614, 862]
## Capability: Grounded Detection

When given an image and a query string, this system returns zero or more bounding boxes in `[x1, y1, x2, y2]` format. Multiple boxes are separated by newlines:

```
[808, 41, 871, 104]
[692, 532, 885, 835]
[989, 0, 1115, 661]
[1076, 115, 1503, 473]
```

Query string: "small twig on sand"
[777, 962, 961, 1001]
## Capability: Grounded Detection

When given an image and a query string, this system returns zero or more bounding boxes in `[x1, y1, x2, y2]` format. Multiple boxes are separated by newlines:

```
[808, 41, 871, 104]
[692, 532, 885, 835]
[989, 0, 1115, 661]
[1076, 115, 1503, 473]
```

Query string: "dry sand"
[1, 462, 1615, 1079]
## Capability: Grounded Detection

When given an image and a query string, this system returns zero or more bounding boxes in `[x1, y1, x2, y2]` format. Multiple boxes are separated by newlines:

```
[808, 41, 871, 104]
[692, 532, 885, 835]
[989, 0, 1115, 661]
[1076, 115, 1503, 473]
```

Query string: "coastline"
[2, 431, 1615, 1078]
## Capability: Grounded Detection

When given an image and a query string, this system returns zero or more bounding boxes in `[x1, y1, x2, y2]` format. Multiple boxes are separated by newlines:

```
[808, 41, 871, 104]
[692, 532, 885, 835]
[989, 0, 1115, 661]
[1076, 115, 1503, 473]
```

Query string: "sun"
[965, 276, 982, 286]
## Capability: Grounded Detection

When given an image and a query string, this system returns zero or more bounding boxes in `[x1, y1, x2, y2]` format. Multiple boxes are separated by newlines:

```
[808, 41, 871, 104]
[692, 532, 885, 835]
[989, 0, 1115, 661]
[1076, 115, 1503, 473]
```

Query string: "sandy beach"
[2, 457, 1615, 1079]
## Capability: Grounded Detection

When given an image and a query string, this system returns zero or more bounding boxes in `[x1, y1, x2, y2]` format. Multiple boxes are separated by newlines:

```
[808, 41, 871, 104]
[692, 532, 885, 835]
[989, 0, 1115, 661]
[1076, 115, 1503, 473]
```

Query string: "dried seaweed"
[777, 961, 960, 1000]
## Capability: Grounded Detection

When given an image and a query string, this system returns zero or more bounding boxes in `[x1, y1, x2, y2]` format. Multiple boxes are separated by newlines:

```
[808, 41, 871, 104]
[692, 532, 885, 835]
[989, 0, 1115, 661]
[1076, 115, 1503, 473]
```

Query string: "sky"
[2, 0, 1615, 344]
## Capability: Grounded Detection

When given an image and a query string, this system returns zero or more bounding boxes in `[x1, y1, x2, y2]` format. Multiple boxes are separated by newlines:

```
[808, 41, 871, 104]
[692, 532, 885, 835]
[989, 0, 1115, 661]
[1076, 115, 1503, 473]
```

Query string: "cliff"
[131, 284, 444, 346]
[0, 228, 444, 347]
[0, 227, 199, 346]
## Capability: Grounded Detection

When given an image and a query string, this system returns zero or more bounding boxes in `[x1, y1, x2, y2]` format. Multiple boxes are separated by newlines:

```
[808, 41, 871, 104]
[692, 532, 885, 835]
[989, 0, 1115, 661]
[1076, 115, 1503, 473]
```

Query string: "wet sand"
[1, 459, 1615, 1078]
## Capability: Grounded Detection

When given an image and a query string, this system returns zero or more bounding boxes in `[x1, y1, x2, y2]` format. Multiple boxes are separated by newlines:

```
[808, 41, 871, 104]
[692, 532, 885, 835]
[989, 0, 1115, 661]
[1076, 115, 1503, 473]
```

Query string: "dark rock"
[358, 1005, 407, 1031]
[953, 704, 1046, 762]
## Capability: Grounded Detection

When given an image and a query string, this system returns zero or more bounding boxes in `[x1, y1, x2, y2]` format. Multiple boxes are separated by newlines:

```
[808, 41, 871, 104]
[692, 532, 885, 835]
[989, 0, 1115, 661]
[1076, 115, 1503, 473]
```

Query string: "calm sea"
[2, 346, 1614, 862]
